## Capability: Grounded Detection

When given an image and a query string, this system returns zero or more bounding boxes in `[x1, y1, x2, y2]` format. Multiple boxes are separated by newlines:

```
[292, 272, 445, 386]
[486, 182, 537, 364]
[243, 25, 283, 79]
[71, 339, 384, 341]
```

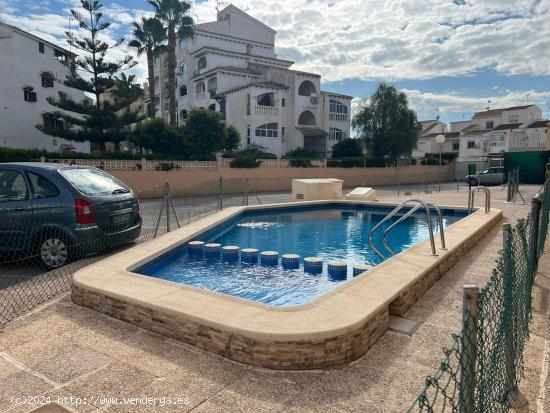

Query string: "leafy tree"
[133, 118, 183, 157]
[128, 17, 166, 118]
[183, 108, 225, 159]
[331, 138, 363, 158]
[352, 83, 420, 160]
[38, 0, 137, 152]
[148, 0, 194, 125]
[223, 125, 240, 151]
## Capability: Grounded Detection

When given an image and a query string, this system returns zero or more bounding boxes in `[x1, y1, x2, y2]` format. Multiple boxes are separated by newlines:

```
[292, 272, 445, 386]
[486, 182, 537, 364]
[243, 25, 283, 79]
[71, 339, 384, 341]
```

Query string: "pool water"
[138, 205, 467, 307]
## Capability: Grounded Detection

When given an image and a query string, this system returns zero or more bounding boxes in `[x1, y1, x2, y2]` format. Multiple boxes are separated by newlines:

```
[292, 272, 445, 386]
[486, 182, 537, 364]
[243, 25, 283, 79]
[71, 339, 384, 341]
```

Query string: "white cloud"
[402, 88, 550, 120]
[189, 0, 550, 82]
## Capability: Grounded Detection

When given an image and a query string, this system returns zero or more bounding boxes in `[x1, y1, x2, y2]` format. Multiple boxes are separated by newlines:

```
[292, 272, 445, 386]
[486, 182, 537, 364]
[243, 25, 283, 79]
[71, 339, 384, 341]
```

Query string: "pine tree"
[38, 0, 137, 152]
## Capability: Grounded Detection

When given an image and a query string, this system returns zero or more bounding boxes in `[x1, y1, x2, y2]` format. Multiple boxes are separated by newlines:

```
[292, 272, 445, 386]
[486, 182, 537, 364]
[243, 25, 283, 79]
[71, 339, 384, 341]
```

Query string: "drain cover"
[389, 316, 423, 336]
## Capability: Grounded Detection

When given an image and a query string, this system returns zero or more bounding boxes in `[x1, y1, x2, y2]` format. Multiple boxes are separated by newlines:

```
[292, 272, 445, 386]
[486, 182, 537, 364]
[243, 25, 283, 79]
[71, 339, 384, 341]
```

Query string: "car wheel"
[468, 177, 478, 186]
[39, 235, 69, 269]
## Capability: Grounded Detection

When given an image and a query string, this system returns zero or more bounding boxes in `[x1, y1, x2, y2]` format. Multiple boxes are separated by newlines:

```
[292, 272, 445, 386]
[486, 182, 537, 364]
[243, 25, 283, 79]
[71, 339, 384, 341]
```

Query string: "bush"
[327, 157, 365, 168]
[331, 139, 362, 158]
[230, 156, 262, 168]
[289, 159, 314, 168]
[282, 147, 321, 159]
[154, 161, 180, 171]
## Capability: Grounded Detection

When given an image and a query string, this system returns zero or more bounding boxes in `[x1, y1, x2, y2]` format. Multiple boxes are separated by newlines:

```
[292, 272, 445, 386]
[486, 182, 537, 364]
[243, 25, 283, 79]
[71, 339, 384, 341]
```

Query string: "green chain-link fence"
[408, 179, 550, 413]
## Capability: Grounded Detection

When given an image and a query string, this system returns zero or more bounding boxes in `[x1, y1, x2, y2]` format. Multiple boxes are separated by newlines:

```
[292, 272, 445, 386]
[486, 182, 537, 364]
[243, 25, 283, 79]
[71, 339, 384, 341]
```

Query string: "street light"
[435, 134, 446, 192]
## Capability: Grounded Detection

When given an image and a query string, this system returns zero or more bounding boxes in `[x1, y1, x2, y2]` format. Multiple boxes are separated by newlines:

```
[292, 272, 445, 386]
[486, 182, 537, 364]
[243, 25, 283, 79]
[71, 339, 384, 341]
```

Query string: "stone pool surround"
[72, 200, 502, 370]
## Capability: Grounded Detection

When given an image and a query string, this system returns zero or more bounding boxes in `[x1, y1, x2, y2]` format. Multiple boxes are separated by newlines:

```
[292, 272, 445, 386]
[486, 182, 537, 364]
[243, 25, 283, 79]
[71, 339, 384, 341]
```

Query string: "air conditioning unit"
[310, 96, 318, 104]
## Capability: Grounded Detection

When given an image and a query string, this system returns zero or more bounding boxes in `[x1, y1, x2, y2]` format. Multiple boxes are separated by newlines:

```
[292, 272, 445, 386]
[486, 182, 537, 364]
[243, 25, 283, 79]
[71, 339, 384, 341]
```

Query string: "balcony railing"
[329, 113, 349, 122]
[195, 92, 206, 101]
[483, 140, 506, 153]
[510, 137, 547, 150]
[255, 105, 279, 117]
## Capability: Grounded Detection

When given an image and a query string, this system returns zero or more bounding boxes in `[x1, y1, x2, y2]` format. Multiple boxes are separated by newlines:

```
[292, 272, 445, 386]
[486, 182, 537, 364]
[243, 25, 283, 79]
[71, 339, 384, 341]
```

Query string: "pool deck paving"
[0, 186, 549, 413]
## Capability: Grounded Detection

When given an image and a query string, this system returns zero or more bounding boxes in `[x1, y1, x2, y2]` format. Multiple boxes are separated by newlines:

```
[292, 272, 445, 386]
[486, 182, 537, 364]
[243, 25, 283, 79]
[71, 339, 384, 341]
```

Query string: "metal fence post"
[164, 181, 170, 233]
[530, 195, 542, 272]
[219, 177, 223, 210]
[460, 284, 480, 413]
[245, 177, 249, 206]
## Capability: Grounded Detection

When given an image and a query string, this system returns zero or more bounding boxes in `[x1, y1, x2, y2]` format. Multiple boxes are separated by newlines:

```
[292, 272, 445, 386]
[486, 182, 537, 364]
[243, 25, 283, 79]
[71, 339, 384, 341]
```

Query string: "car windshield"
[60, 168, 131, 196]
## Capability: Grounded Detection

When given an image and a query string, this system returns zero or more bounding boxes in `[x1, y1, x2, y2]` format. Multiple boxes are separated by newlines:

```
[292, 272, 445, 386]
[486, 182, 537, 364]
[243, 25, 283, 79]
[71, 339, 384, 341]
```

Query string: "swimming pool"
[73, 200, 501, 369]
[138, 204, 467, 306]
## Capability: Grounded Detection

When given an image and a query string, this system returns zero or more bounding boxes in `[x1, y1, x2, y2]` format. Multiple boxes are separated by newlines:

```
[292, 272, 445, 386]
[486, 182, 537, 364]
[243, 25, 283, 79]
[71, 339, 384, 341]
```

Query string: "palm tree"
[148, 0, 194, 125]
[129, 17, 166, 118]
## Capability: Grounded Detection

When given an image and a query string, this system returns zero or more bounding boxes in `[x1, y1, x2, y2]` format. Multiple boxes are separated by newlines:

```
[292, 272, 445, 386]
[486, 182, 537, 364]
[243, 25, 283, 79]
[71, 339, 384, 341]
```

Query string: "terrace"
[1, 183, 548, 412]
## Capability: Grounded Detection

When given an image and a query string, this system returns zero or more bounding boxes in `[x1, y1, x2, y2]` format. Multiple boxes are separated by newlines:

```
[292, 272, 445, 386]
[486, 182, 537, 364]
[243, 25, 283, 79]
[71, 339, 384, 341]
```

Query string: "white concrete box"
[292, 178, 343, 201]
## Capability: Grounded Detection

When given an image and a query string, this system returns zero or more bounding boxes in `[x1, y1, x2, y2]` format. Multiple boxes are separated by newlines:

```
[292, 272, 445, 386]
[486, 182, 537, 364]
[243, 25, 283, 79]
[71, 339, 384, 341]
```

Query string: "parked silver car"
[466, 166, 505, 186]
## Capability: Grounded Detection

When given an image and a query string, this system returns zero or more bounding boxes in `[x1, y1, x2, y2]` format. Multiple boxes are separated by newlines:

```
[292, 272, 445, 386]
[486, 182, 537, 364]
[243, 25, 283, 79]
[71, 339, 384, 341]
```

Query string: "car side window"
[0, 170, 28, 202]
[27, 172, 60, 199]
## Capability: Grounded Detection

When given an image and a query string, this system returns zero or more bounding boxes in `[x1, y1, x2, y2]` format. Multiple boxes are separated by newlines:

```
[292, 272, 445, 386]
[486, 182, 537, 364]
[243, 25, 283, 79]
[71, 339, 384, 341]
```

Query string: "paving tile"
[0, 370, 54, 411]
[62, 361, 156, 409]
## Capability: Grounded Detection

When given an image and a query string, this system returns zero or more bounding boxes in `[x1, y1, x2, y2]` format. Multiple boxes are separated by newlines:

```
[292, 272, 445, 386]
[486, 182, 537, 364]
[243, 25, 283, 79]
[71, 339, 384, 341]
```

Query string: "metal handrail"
[381, 202, 446, 255]
[368, 198, 438, 260]
[468, 186, 491, 213]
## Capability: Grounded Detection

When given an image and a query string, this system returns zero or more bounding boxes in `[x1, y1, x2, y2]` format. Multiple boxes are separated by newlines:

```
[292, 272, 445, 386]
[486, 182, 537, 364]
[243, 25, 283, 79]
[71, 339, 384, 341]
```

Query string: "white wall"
[0, 25, 88, 152]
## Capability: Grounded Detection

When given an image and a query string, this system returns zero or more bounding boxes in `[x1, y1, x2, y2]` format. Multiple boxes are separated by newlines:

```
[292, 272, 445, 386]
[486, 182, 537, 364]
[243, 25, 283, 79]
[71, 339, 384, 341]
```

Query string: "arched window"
[329, 99, 347, 114]
[208, 103, 216, 111]
[154, 76, 160, 88]
[329, 127, 344, 141]
[179, 63, 186, 74]
[179, 39, 187, 49]
[207, 77, 217, 92]
[255, 123, 278, 138]
[298, 80, 317, 96]
[298, 110, 316, 126]
[179, 85, 187, 97]
[257, 92, 275, 107]
[196, 81, 205, 94]
[180, 109, 188, 120]
[197, 56, 207, 70]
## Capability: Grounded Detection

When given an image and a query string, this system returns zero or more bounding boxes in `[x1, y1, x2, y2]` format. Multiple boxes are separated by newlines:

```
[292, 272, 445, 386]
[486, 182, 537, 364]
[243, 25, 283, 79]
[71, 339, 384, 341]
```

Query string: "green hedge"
[289, 159, 315, 168]
[229, 156, 262, 168]
[327, 157, 389, 168]
[0, 147, 148, 163]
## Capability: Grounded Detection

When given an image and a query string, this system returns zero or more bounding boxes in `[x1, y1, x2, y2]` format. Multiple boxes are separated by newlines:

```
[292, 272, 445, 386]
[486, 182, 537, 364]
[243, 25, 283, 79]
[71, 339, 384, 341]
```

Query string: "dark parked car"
[0, 163, 142, 269]
[466, 166, 505, 186]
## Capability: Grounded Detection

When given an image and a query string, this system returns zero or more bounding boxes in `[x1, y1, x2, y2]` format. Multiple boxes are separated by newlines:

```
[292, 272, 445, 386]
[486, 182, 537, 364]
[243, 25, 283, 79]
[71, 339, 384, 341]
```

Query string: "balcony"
[510, 137, 547, 151]
[329, 113, 349, 122]
[483, 140, 507, 154]
[196, 92, 206, 101]
[255, 105, 279, 118]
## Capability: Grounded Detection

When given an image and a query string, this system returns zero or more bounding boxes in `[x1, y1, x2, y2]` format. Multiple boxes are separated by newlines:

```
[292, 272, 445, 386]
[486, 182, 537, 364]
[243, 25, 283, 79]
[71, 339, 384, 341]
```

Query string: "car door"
[0, 168, 34, 255]
[26, 170, 71, 236]
[494, 167, 505, 184]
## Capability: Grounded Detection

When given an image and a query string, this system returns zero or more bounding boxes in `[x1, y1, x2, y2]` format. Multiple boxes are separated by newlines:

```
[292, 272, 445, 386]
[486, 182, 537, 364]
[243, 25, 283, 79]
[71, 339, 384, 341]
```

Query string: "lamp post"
[435, 134, 446, 192]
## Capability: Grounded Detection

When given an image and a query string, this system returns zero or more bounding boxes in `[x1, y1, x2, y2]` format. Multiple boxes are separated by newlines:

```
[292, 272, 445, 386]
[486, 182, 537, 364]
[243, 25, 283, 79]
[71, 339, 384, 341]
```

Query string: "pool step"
[187, 240, 371, 277]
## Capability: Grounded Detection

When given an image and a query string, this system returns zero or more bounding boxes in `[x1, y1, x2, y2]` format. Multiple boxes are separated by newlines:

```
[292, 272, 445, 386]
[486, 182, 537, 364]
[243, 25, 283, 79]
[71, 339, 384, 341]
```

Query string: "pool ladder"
[468, 186, 491, 213]
[368, 198, 447, 260]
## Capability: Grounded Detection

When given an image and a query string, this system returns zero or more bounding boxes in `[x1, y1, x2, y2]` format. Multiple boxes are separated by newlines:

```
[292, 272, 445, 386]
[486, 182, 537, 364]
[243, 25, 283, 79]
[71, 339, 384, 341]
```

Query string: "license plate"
[112, 213, 131, 224]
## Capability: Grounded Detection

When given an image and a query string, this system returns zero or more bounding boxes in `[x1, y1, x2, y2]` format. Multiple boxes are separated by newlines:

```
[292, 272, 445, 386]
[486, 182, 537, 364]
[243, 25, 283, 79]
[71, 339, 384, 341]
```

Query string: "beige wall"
[110, 163, 455, 196]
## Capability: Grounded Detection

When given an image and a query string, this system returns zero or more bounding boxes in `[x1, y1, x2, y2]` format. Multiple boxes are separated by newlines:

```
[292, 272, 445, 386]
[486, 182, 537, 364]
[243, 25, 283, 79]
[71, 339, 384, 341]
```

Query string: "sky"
[1, 0, 550, 125]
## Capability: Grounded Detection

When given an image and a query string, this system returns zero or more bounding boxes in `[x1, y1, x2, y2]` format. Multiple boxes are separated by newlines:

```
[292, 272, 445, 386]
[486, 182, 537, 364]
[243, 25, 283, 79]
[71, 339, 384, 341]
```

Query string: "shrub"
[289, 159, 314, 168]
[154, 161, 180, 171]
[230, 155, 262, 168]
[282, 147, 321, 159]
[0, 147, 148, 163]
[331, 139, 363, 158]
[327, 157, 365, 168]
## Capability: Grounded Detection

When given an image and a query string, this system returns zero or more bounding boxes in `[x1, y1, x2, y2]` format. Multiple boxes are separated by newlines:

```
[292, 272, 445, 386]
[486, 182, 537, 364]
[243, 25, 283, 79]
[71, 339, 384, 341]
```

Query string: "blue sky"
[2, 0, 550, 125]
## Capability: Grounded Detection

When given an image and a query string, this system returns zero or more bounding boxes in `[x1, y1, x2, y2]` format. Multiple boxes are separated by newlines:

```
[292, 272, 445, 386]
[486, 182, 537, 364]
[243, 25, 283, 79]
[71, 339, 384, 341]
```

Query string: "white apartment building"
[0, 23, 89, 153]
[452, 105, 547, 176]
[153, 5, 352, 157]
[415, 106, 549, 176]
